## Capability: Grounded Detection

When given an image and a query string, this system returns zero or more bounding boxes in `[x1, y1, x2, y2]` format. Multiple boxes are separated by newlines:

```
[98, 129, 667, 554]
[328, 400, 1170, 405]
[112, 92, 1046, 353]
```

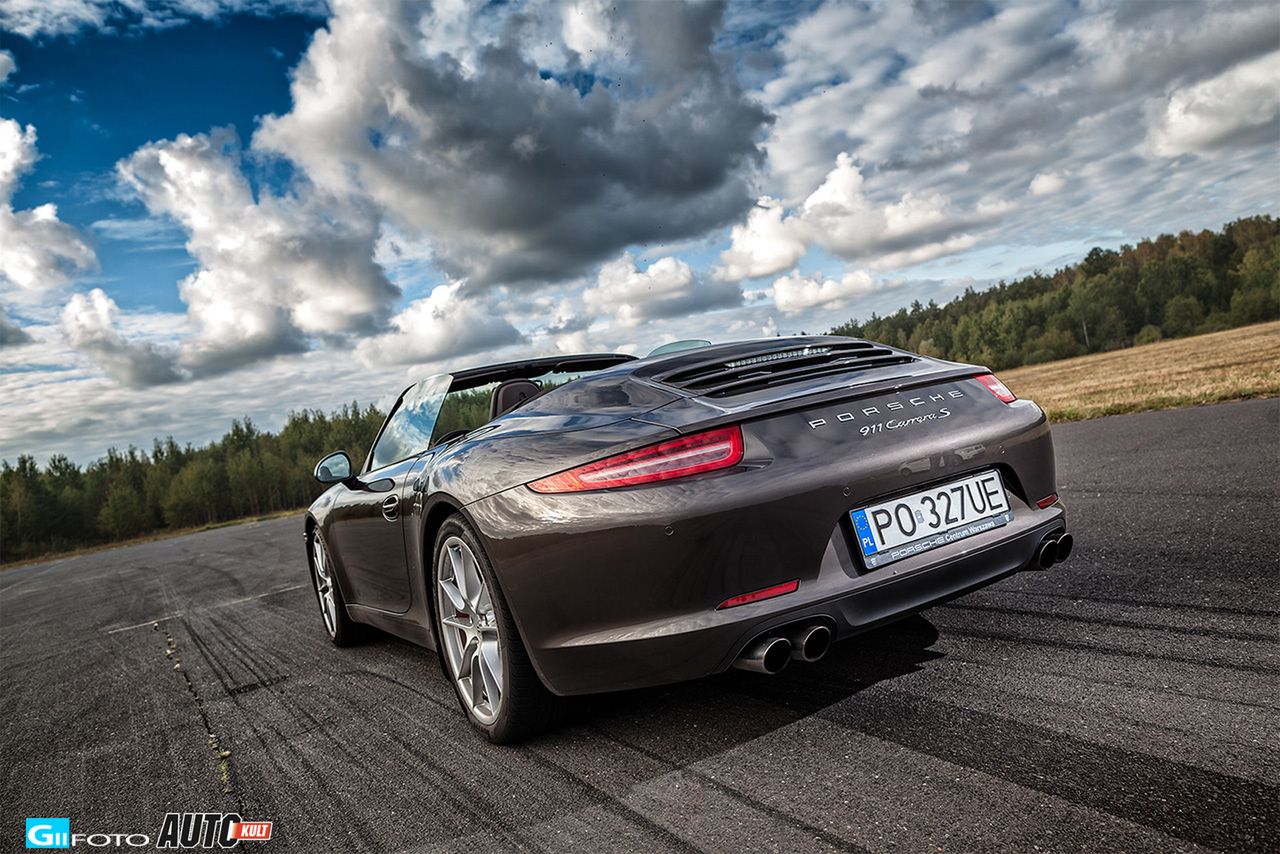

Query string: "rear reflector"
[716, 579, 799, 610]
[1036, 493, 1059, 509]
[528, 425, 744, 493]
[975, 373, 1017, 403]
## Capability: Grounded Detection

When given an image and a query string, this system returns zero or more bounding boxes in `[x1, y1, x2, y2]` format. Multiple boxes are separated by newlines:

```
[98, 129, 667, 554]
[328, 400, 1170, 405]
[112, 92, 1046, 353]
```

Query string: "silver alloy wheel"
[436, 535, 503, 725]
[312, 534, 338, 638]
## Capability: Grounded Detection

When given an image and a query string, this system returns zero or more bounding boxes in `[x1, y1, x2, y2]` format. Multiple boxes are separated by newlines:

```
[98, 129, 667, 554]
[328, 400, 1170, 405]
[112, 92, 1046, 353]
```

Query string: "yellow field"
[1000, 320, 1280, 422]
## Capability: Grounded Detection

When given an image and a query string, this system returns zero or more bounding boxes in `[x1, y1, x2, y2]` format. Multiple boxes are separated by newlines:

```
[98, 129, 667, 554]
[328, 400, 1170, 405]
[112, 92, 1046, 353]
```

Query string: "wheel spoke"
[469, 649, 484, 707]
[439, 578, 467, 613]
[479, 647, 500, 707]
[480, 638, 503, 690]
[440, 615, 470, 632]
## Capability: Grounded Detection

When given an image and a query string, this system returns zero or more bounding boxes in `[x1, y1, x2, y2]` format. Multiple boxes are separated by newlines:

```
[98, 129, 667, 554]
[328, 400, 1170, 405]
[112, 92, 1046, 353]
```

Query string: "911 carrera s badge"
[808, 388, 966, 429]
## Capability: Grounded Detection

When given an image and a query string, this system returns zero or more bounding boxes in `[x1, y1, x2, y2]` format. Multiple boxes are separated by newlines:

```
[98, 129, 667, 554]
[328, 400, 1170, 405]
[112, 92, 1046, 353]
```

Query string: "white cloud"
[0, 50, 14, 85]
[1146, 50, 1280, 158]
[0, 0, 327, 38]
[115, 127, 398, 379]
[769, 269, 883, 314]
[0, 119, 98, 296]
[585, 253, 741, 326]
[60, 289, 183, 387]
[718, 153, 992, 281]
[253, 0, 768, 287]
[354, 282, 524, 368]
[714, 197, 807, 281]
[1028, 172, 1066, 196]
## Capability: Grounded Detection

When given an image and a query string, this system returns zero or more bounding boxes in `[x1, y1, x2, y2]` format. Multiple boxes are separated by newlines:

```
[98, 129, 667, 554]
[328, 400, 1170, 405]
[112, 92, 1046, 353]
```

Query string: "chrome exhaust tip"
[1036, 537, 1059, 570]
[787, 624, 832, 663]
[1055, 533, 1074, 562]
[732, 636, 792, 674]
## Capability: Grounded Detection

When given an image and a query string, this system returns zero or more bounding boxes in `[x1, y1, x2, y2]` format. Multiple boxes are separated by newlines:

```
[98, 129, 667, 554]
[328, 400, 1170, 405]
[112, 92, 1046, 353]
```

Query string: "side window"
[431, 384, 499, 445]
[369, 374, 451, 471]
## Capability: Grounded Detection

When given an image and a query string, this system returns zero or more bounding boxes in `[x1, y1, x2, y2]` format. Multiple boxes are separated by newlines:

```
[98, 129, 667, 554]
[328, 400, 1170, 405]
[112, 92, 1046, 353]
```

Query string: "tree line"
[830, 216, 1279, 369]
[1, 405, 384, 563]
[3, 216, 1277, 563]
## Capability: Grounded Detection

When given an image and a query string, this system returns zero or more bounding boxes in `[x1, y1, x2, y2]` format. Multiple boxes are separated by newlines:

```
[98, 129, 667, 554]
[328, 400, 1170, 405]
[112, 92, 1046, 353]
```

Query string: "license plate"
[850, 471, 1013, 569]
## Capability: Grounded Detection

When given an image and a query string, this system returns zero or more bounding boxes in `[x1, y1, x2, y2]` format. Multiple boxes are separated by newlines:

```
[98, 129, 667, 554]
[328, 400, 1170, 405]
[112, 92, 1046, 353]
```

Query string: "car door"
[324, 456, 418, 613]
[325, 374, 452, 614]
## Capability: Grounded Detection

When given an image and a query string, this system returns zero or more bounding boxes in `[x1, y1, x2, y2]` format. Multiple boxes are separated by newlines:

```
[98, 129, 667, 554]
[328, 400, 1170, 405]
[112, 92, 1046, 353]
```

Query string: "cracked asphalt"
[3, 399, 1277, 853]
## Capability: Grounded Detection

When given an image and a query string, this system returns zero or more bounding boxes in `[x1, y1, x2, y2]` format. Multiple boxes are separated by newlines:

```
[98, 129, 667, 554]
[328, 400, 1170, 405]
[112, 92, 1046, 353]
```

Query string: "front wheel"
[310, 530, 362, 646]
[432, 515, 561, 743]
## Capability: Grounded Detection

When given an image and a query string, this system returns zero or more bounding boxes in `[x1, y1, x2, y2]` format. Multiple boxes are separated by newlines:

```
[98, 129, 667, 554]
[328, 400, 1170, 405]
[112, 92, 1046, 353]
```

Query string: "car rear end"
[467, 338, 1069, 696]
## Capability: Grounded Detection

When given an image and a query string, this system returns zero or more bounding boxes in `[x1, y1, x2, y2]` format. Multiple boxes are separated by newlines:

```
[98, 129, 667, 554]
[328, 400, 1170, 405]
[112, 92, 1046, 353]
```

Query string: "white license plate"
[850, 471, 1012, 569]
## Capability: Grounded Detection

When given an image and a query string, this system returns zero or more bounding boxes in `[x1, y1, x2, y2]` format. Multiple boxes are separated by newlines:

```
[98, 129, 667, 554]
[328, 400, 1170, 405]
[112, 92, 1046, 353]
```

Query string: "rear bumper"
[484, 495, 1063, 695]
[465, 383, 1063, 696]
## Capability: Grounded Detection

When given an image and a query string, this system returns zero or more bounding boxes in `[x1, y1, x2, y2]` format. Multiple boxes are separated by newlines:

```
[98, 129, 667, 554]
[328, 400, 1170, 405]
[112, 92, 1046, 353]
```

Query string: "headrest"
[489, 379, 541, 420]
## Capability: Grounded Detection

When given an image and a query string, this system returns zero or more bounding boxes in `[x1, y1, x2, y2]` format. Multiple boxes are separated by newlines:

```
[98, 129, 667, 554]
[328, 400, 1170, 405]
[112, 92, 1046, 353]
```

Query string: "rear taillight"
[528, 425, 744, 494]
[975, 373, 1017, 403]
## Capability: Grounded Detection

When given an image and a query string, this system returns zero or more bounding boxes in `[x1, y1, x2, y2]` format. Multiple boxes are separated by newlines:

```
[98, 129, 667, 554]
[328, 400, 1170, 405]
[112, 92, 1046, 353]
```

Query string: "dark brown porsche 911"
[305, 337, 1071, 742]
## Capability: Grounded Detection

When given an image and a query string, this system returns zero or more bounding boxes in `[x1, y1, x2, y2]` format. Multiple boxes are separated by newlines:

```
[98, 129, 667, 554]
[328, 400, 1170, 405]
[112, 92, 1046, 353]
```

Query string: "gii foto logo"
[25, 819, 70, 849]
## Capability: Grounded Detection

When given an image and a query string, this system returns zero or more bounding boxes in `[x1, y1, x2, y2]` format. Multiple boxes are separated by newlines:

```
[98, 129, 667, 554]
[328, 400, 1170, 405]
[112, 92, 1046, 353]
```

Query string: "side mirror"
[314, 451, 353, 485]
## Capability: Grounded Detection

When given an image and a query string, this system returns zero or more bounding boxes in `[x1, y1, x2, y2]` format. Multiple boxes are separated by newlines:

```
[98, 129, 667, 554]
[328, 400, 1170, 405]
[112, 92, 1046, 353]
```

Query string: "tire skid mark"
[352, 668, 699, 853]
[943, 601, 1279, 643]
[191, 627, 383, 851]
[939, 653, 1280, 714]
[941, 626, 1279, 676]
[817, 687, 1279, 853]
[587, 725, 873, 854]
[989, 589, 1280, 619]
[162, 617, 242, 804]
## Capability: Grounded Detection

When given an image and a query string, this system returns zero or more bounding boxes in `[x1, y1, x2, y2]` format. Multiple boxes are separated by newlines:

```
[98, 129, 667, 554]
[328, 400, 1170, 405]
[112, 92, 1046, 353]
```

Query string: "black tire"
[431, 514, 562, 743]
[309, 529, 363, 647]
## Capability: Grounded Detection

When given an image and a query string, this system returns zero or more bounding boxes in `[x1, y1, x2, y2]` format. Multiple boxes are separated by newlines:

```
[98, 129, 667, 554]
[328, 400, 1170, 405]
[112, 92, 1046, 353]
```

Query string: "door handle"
[381, 494, 400, 522]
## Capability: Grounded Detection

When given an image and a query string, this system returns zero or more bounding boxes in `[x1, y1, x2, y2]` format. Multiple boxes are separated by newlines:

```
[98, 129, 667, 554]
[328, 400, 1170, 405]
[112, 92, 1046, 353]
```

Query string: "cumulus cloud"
[0, 0, 326, 38]
[0, 118, 98, 295]
[254, 0, 769, 288]
[61, 289, 183, 387]
[354, 282, 524, 368]
[754, 0, 1280, 259]
[718, 153, 991, 280]
[0, 50, 14, 84]
[768, 269, 885, 314]
[715, 198, 807, 282]
[584, 253, 741, 326]
[1146, 51, 1280, 158]
[116, 127, 398, 378]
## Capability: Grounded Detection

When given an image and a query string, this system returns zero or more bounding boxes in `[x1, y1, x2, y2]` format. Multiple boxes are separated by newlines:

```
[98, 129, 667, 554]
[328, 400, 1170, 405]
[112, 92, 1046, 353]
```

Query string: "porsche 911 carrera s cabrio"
[305, 337, 1071, 742]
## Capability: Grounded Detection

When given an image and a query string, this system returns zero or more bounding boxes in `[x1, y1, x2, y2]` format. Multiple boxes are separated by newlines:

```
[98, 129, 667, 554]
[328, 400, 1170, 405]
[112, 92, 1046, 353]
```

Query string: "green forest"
[2, 216, 1277, 563]
[830, 215, 1279, 367]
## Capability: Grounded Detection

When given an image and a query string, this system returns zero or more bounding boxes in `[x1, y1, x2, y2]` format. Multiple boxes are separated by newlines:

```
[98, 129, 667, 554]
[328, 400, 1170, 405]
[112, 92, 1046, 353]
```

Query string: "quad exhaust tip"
[733, 636, 792, 674]
[1035, 532, 1074, 569]
[734, 622, 832, 674]
[788, 624, 832, 663]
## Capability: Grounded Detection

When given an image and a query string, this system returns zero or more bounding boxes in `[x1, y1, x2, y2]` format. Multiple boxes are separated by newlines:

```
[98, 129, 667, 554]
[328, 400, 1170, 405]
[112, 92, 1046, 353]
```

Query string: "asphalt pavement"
[3, 398, 1277, 853]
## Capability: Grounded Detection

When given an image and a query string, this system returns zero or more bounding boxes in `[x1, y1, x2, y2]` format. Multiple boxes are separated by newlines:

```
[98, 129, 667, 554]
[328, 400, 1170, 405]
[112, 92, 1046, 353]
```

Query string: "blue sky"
[1, 0, 1276, 462]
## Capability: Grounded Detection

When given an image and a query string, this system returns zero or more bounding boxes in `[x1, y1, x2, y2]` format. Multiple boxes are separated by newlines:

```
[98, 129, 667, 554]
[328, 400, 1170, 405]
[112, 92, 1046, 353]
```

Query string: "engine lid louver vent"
[651, 341, 917, 398]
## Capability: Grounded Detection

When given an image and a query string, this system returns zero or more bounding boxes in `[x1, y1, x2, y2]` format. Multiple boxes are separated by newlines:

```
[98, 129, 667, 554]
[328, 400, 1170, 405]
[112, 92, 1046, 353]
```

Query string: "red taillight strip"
[975, 373, 1017, 403]
[528, 425, 744, 493]
[716, 579, 799, 610]
[1036, 493, 1059, 509]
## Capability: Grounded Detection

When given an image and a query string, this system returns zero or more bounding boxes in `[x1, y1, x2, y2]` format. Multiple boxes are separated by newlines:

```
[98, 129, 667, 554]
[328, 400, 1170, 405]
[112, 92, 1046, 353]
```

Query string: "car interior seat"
[489, 379, 541, 419]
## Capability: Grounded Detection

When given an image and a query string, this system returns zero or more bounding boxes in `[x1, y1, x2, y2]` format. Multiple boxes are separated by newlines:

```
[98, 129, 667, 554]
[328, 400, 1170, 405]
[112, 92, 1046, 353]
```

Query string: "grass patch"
[1000, 320, 1280, 422]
